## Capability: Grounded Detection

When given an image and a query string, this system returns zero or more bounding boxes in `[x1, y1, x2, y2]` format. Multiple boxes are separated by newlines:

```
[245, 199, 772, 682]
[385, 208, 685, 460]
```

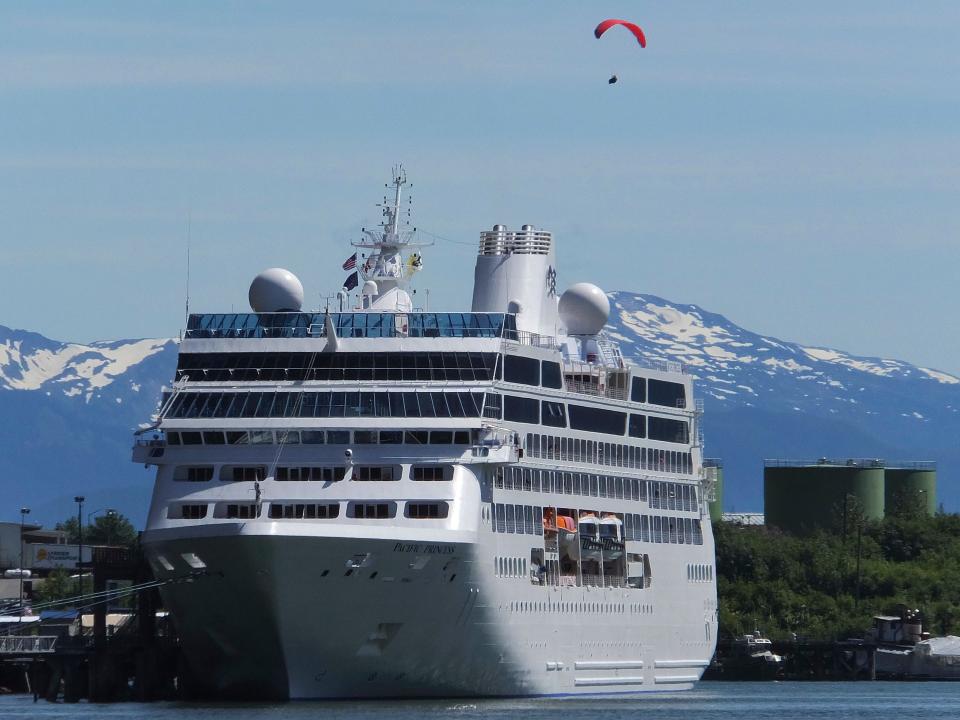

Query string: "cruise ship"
[134, 168, 718, 699]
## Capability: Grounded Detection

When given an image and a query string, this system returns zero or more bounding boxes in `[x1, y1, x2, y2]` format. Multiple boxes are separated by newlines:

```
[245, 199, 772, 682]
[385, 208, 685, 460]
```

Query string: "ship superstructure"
[134, 169, 718, 699]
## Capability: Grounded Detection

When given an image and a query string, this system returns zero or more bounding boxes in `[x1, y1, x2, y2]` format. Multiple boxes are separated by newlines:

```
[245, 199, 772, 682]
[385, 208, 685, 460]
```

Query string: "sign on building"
[30, 544, 92, 570]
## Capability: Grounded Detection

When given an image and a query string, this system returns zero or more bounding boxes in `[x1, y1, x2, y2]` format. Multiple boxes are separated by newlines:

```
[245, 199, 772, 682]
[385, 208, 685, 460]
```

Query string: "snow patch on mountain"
[0, 326, 173, 398]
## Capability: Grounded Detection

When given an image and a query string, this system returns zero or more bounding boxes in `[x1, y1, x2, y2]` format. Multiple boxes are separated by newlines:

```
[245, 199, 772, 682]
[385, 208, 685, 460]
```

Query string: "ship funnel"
[471, 225, 558, 336]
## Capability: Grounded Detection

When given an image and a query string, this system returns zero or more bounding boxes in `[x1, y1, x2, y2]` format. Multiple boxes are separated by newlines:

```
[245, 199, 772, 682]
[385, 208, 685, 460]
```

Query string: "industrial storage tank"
[764, 459, 886, 535]
[884, 463, 936, 516]
[704, 459, 723, 523]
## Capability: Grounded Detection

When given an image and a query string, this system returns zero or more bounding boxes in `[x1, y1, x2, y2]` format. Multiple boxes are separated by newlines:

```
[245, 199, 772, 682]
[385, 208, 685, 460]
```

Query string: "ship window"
[202, 431, 225, 445]
[631, 377, 647, 404]
[249, 430, 273, 444]
[269, 503, 339, 519]
[350, 466, 397, 481]
[495, 503, 506, 532]
[277, 430, 300, 445]
[504, 354, 540, 386]
[541, 361, 563, 390]
[404, 430, 429, 445]
[628, 414, 646, 439]
[224, 503, 260, 519]
[505, 504, 516, 533]
[168, 503, 207, 520]
[349, 502, 395, 519]
[412, 465, 449, 481]
[568, 405, 626, 436]
[648, 417, 689, 444]
[354, 430, 377, 444]
[541, 401, 567, 428]
[300, 430, 325, 444]
[406, 502, 449, 519]
[221, 466, 266, 482]
[166, 432, 181, 445]
[181, 431, 202, 445]
[504, 395, 539, 424]
[379, 430, 403, 444]
[173, 466, 214, 482]
[430, 431, 453, 444]
[327, 430, 350, 444]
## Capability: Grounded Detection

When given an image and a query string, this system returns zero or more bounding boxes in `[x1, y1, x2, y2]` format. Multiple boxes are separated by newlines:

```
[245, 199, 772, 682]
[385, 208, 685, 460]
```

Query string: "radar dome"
[248, 268, 304, 312]
[559, 283, 610, 336]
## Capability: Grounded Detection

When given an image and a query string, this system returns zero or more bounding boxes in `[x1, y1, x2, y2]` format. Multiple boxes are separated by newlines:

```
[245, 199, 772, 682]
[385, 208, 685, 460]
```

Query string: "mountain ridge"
[2, 296, 957, 525]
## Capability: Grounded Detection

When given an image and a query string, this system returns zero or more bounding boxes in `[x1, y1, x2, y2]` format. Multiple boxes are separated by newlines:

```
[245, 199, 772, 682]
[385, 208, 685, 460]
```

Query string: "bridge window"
[541, 401, 567, 428]
[631, 376, 647, 403]
[648, 379, 686, 409]
[648, 417, 689, 444]
[568, 405, 626, 436]
[504, 354, 540, 386]
[504, 395, 539, 424]
[541, 361, 563, 389]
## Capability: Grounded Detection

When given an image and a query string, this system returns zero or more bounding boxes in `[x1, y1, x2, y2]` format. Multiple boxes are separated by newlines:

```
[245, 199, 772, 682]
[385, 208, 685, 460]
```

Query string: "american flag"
[342, 253, 357, 271]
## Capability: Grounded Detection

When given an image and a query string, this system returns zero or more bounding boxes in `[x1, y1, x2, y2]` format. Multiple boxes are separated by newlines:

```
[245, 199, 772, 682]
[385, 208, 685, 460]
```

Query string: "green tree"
[55, 512, 138, 549]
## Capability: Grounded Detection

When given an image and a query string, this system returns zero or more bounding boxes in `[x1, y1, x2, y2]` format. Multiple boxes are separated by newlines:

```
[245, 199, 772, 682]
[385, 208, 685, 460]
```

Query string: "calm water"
[0, 683, 956, 720]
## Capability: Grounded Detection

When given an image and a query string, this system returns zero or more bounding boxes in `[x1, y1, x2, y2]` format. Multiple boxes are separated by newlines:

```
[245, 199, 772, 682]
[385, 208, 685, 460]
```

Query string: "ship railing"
[501, 330, 558, 350]
[562, 375, 630, 401]
[183, 312, 513, 341]
[580, 574, 627, 589]
[764, 458, 935, 470]
[0, 635, 57, 655]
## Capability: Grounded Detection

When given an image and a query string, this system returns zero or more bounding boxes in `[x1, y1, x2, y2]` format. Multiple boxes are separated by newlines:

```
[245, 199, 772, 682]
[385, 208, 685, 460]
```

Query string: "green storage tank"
[704, 459, 723, 523]
[884, 464, 936, 516]
[764, 459, 886, 535]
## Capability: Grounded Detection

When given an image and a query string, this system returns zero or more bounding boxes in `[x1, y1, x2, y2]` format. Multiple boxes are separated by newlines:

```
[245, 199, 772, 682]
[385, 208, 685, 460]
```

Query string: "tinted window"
[541, 401, 567, 428]
[628, 414, 646, 438]
[631, 376, 646, 403]
[648, 379, 686, 408]
[648, 416, 689, 444]
[176, 351, 499, 383]
[504, 395, 540, 424]
[568, 405, 626, 436]
[541, 361, 563, 389]
[504, 355, 540, 386]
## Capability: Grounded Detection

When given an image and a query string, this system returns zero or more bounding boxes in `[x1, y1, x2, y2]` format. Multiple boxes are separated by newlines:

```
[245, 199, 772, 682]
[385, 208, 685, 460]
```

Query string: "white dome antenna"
[249, 268, 304, 312]
[559, 282, 609, 336]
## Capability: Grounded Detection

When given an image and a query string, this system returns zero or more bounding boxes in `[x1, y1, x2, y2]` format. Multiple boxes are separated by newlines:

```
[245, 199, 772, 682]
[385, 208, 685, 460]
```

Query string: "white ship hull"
[145, 511, 716, 699]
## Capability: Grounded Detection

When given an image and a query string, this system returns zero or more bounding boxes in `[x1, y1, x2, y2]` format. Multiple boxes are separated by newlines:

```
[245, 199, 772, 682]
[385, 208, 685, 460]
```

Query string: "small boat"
[599, 515, 624, 559]
[578, 514, 603, 561]
[557, 515, 579, 558]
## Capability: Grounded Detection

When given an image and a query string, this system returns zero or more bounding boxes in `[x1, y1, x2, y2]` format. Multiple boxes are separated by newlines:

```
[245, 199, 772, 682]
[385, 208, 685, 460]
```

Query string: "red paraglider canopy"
[594, 19, 646, 48]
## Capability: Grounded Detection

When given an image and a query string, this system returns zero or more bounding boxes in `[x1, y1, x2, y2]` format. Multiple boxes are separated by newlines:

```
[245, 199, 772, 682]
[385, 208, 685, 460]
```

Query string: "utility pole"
[19, 507, 30, 613]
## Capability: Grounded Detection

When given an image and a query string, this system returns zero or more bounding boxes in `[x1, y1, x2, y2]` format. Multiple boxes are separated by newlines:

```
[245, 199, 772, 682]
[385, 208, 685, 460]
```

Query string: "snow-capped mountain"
[608, 293, 960, 511]
[2, 295, 957, 527]
[0, 325, 178, 526]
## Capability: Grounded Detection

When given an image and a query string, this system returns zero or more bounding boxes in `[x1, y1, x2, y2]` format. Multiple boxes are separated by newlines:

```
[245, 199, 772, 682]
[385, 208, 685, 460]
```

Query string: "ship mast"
[351, 165, 431, 310]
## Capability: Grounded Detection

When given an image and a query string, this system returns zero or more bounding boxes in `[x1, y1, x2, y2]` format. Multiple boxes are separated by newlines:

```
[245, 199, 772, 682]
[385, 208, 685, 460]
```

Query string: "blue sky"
[2, 2, 959, 373]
